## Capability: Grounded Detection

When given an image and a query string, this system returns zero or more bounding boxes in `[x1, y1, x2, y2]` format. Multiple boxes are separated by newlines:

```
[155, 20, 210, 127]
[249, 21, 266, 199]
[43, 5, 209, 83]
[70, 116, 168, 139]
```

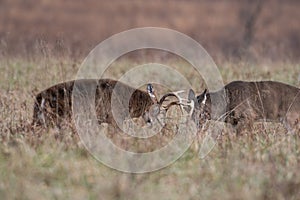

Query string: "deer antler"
[158, 90, 195, 116]
[144, 84, 196, 129]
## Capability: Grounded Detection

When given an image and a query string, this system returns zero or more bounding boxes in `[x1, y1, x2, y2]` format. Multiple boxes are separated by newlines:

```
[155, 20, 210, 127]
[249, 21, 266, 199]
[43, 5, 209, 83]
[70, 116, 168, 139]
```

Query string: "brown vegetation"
[0, 0, 300, 199]
[0, 0, 299, 62]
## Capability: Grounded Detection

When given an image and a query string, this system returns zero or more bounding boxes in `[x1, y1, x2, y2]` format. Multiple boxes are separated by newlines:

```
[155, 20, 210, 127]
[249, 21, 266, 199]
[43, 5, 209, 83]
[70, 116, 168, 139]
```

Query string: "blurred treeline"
[0, 0, 299, 63]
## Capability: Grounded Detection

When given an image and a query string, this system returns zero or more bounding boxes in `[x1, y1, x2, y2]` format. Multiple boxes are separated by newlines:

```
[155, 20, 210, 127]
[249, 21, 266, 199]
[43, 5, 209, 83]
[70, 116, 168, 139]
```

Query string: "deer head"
[182, 88, 211, 129]
[143, 84, 197, 128]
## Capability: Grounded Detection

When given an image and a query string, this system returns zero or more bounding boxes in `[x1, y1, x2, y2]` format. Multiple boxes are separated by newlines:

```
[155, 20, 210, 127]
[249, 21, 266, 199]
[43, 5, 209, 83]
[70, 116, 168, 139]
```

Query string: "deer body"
[195, 81, 300, 133]
[32, 79, 154, 128]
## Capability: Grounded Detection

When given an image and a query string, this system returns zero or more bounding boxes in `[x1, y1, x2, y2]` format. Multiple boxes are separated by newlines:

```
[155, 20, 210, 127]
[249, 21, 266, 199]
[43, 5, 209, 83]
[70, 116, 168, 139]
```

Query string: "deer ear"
[202, 89, 208, 105]
[197, 89, 208, 105]
[147, 83, 158, 103]
[188, 89, 196, 101]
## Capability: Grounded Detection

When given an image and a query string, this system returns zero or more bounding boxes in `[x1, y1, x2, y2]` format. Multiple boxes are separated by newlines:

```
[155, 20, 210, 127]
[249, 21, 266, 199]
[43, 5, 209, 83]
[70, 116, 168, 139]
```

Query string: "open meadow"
[0, 56, 299, 199]
[1, 0, 300, 199]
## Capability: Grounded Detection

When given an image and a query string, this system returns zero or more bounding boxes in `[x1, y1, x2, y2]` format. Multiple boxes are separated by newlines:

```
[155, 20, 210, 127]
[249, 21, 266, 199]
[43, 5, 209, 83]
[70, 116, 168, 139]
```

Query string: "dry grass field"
[1, 0, 300, 199]
[0, 56, 299, 199]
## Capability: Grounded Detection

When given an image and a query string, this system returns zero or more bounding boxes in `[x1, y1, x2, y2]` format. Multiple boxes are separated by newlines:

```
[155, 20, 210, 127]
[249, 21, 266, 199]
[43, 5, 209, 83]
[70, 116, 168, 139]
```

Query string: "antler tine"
[159, 90, 195, 116]
[159, 93, 177, 105]
[170, 90, 186, 112]
[158, 90, 186, 104]
[162, 101, 181, 110]
[170, 90, 195, 116]
[188, 99, 194, 116]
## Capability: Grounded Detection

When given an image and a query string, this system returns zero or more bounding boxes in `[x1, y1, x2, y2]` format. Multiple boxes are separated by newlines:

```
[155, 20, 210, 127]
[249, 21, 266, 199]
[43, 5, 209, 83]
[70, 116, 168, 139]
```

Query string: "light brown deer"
[32, 79, 162, 129]
[192, 81, 300, 134]
[146, 81, 300, 134]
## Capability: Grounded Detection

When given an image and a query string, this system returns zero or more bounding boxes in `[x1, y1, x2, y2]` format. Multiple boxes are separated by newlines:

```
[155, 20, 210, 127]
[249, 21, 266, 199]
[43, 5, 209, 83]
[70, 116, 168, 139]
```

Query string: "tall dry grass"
[0, 55, 299, 199]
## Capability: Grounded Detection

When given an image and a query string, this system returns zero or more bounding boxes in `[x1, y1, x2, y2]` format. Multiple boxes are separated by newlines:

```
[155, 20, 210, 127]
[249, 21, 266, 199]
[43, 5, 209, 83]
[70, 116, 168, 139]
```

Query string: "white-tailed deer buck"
[191, 81, 300, 134]
[32, 79, 184, 131]
[146, 81, 300, 134]
[32, 79, 161, 129]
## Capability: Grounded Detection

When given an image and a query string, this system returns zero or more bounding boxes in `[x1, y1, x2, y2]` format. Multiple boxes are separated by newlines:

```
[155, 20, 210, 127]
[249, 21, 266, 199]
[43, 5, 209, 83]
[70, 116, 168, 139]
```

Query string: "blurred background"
[0, 0, 299, 63]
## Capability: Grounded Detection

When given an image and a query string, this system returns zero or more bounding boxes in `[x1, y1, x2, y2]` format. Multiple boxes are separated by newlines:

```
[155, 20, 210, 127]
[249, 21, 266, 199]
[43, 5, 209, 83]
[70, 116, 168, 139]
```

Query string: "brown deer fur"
[32, 79, 154, 128]
[193, 81, 300, 133]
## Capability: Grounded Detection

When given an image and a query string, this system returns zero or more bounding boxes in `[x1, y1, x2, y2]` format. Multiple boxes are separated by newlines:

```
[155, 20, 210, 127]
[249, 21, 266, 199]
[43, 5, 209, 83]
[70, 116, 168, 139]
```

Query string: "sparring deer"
[142, 84, 195, 128]
[32, 79, 185, 131]
[145, 81, 300, 134]
[192, 81, 300, 134]
[32, 79, 157, 129]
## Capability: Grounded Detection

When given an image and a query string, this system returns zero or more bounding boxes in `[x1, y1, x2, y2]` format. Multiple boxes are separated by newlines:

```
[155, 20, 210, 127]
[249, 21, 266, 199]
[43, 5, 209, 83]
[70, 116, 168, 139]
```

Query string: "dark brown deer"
[191, 81, 300, 134]
[32, 79, 162, 129]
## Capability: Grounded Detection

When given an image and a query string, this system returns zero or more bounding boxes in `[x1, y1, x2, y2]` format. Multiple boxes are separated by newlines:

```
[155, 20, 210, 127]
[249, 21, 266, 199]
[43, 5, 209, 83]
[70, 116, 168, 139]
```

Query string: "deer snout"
[142, 112, 152, 125]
